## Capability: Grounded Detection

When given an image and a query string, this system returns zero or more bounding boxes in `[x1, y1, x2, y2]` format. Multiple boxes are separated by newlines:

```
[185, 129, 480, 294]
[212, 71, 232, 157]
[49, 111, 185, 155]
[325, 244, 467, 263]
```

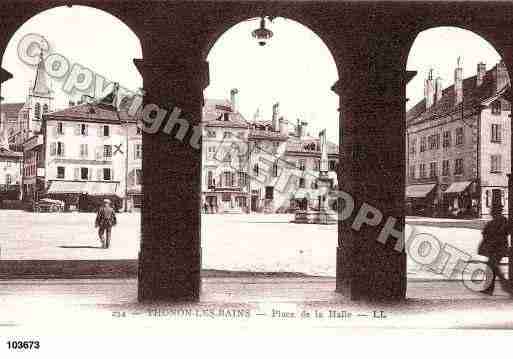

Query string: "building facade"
[201, 89, 339, 214]
[406, 60, 511, 218]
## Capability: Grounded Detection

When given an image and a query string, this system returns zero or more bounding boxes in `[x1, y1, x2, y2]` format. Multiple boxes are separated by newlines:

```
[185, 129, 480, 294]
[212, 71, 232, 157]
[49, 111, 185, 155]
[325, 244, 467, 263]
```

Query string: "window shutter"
[52, 125, 58, 137]
[74, 124, 80, 135]
[74, 168, 80, 180]
[88, 167, 93, 180]
[50, 142, 56, 156]
[110, 167, 114, 181]
[84, 124, 89, 136]
[97, 125, 102, 137]
[61, 143, 65, 157]
[95, 146, 102, 160]
[96, 168, 103, 181]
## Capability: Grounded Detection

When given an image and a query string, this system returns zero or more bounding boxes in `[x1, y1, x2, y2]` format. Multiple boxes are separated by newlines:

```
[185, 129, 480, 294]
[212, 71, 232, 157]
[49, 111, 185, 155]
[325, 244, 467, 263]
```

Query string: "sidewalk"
[0, 277, 512, 333]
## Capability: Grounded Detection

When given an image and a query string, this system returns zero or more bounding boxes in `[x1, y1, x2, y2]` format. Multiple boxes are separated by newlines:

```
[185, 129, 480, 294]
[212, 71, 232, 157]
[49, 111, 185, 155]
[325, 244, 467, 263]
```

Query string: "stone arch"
[0, 4, 143, 91]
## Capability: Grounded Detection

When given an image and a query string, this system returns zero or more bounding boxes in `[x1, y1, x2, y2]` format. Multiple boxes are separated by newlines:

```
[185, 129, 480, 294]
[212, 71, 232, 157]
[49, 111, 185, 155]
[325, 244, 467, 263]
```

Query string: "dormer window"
[223, 113, 230, 121]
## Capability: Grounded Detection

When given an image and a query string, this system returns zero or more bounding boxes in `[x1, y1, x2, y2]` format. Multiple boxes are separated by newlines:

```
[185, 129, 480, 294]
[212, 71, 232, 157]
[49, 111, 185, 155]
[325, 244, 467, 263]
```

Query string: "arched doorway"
[405, 26, 510, 292]
[0, 5, 143, 261]
[200, 17, 339, 277]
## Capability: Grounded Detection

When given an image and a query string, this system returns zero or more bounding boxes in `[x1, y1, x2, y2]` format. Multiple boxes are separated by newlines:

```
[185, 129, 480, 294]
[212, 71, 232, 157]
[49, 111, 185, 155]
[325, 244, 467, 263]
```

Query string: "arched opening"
[200, 17, 340, 278]
[0, 6, 143, 265]
[405, 26, 510, 292]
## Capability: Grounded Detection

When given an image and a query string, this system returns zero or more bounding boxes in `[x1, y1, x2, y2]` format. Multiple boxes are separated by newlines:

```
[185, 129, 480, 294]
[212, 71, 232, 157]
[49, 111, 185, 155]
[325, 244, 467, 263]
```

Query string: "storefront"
[405, 183, 437, 217]
[442, 181, 478, 218]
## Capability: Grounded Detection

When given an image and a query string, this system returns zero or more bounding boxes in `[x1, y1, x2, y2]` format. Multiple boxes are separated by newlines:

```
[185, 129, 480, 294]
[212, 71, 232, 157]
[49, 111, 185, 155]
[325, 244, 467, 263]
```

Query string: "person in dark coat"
[95, 198, 117, 249]
[478, 204, 512, 295]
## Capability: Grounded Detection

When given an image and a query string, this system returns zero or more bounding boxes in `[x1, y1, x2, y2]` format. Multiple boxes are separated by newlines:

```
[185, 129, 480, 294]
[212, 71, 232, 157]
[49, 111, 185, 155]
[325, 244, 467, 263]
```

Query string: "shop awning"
[47, 181, 88, 194]
[405, 183, 436, 198]
[293, 189, 320, 199]
[86, 182, 120, 196]
[444, 181, 472, 194]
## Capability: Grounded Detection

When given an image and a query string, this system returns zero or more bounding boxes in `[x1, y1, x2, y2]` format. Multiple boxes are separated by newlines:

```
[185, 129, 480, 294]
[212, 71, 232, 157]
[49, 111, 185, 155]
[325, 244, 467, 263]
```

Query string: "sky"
[406, 27, 502, 110]
[0, 7, 504, 143]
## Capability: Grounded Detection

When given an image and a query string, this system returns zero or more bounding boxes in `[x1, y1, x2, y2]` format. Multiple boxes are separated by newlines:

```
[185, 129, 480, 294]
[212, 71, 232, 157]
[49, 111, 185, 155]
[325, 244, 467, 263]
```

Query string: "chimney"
[298, 121, 308, 139]
[279, 116, 287, 136]
[494, 61, 510, 92]
[454, 57, 463, 105]
[435, 77, 443, 103]
[272, 102, 279, 131]
[230, 88, 239, 113]
[477, 62, 486, 87]
[424, 69, 435, 109]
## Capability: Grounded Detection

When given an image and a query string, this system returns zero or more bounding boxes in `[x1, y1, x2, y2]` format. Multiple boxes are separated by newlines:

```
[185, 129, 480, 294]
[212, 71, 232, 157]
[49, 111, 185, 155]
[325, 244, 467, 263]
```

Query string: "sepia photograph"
[0, 0, 512, 356]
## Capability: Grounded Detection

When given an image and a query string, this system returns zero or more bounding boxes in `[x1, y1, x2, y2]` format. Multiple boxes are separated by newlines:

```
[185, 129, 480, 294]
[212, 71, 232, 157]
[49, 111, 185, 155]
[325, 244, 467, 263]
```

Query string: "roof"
[285, 136, 339, 155]
[0, 102, 24, 123]
[407, 63, 511, 126]
[44, 102, 136, 123]
[202, 99, 249, 129]
[32, 55, 51, 96]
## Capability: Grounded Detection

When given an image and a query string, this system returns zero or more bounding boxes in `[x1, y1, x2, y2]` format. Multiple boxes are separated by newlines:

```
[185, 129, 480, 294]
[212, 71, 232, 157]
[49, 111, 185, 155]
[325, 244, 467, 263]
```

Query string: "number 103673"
[7, 340, 40, 350]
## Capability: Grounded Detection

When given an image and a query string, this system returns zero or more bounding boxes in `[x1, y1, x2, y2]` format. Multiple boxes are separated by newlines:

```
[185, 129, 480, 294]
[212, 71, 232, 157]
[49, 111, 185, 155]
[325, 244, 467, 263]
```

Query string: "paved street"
[0, 210, 504, 280]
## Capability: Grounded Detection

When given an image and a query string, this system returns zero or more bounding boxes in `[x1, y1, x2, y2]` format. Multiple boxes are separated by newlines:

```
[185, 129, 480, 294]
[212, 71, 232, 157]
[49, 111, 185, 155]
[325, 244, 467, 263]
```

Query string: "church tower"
[23, 53, 53, 137]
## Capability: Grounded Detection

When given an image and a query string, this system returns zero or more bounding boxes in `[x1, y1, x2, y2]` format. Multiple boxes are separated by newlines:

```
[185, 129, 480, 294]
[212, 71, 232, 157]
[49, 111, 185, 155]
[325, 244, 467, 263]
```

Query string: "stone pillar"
[332, 60, 415, 301]
[135, 57, 209, 302]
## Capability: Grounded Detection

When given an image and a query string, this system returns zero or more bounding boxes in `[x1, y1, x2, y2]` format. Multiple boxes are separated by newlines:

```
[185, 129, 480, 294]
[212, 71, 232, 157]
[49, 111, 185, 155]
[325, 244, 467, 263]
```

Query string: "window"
[491, 124, 502, 143]
[80, 144, 88, 158]
[103, 168, 112, 181]
[265, 186, 274, 200]
[455, 127, 464, 145]
[223, 153, 231, 163]
[34, 103, 41, 119]
[428, 134, 440, 150]
[104, 145, 112, 159]
[443, 131, 451, 148]
[429, 162, 437, 178]
[238, 171, 248, 186]
[80, 124, 88, 136]
[207, 130, 216, 138]
[43, 104, 49, 114]
[223, 132, 232, 139]
[135, 144, 142, 159]
[492, 101, 502, 115]
[5, 174, 12, 185]
[455, 158, 464, 175]
[272, 162, 278, 177]
[491, 155, 502, 173]
[223, 171, 234, 187]
[57, 122, 64, 135]
[80, 167, 89, 180]
[57, 166, 65, 179]
[329, 160, 337, 171]
[299, 159, 306, 171]
[420, 137, 426, 152]
[409, 138, 417, 155]
[314, 159, 320, 171]
[207, 171, 214, 187]
[419, 163, 426, 178]
[409, 165, 415, 179]
[57, 142, 64, 156]
[299, 178, 306, 188]
[222, 193, 231, 202]
[253, 164, 259, 176]
[136, 126, 142, 135]
[135, 169, 142, 185]
[442, 160, 450, 176]
[103, 125, 110, 137]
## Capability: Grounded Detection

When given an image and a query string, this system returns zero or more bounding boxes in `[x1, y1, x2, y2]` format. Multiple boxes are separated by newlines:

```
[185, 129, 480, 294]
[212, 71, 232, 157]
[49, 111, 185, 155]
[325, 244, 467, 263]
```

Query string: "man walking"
[478, 204, 512, 295]
[95, 199, 117, 249]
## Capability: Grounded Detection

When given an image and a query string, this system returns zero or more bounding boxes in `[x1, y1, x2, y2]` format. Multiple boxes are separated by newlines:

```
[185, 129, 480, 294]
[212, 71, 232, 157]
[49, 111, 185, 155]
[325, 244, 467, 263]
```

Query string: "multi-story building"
[406, 59, 511, 218]
[36, 97, 142, 211]
[0, 122, 22, 203]
[201, 89, 339, 214]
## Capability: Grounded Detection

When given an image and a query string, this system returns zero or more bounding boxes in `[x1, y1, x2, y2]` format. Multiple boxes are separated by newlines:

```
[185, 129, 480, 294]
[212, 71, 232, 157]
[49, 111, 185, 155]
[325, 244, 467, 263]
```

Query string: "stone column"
[332, 59, 415, 301]
[135, 57, 209, 302]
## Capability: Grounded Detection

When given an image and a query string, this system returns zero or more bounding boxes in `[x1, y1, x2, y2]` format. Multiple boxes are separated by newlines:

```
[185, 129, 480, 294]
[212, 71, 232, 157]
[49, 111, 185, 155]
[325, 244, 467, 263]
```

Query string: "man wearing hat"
[95, 198, 117, 249]
[479, 204, 512, 295]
